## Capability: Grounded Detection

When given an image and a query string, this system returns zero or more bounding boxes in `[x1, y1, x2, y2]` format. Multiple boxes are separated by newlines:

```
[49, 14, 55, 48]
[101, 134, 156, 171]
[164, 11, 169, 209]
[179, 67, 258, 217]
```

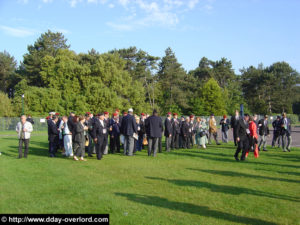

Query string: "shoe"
[287, 149, 291, 152]
[217, 143, 221, 145]
[263, 149, 268, 151]
[88, 154, 93, 157]
[80, 158, 87, 161]
[73, 156, 79, 161]
[234, 156, 239, 161]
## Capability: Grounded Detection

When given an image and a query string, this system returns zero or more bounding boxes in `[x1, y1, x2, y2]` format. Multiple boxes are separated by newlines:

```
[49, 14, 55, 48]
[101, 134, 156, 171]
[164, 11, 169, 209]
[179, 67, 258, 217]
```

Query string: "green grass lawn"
[0, 133, 299, 225]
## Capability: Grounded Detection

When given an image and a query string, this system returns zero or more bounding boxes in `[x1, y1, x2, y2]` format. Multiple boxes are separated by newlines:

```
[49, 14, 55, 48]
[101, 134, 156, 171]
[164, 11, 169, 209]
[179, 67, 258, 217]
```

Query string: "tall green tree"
[22, 30, 70, 86]
[0, 51, 17, 93]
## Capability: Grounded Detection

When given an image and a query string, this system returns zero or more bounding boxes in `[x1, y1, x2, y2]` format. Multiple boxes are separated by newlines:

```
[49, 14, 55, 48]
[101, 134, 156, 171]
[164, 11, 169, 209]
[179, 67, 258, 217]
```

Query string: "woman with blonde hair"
[196, 117, 208, 149]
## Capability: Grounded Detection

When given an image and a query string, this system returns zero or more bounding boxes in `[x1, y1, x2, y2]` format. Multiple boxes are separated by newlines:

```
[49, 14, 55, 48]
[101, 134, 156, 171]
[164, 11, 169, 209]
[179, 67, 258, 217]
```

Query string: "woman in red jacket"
[247, 116, 259, 158]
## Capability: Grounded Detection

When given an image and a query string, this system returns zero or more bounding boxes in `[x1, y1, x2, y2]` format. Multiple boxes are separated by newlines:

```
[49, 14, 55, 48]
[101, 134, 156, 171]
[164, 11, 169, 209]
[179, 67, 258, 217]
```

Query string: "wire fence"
[0, 115, 272, 132]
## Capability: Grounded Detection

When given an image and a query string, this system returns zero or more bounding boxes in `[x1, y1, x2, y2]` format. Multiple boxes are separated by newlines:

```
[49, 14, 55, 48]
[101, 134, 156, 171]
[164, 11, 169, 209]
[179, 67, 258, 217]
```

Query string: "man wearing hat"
[180, 117, 191, 149]
[121, 108, 137, 156]
[171, 113, 180, 149]
[258, 115, 270, 151]
[109, 112, 121, 154]
[220, 115, 230, 143]
[145, 109, 163, 156]
[164, 112, 173, 152]
[92, 113, 108, 160]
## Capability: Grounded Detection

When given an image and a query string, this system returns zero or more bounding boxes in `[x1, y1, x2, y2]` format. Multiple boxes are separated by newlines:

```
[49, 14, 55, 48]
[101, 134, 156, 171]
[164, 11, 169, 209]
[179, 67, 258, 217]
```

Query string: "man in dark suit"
[164, 112, 173, 152]
[121, 108, 137, 156]
[109, 113, 121, 154]
[230, 110, 240, 146]
[180, 117, 190, 149]
[67, 112, 76, 143]
[189, 115, 196, 147]
[48, 116, 59, 157]
[92, 113, 108, 160]
[272, 116, 282, 148]
[234, 114, 250, 161]
[280, 113, 292, 152]
[145, 109, 163, 156]
[171, 113, 180, 149]
[258, 115, 270, 151]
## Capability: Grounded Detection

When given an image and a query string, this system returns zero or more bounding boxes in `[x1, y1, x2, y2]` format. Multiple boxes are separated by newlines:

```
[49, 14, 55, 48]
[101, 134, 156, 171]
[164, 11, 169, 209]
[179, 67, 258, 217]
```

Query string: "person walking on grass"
[208, 114, 220, 145]
[195, 117, 208, 149]
[258, 115, 270, 151]
[164, 112, 173, 152]
[220, 115, 230, 143]
[280, 113, 292, 152]
[73, 116, 89, 161]
[16, 115, 33, 159]
[234, 114, 250, 161]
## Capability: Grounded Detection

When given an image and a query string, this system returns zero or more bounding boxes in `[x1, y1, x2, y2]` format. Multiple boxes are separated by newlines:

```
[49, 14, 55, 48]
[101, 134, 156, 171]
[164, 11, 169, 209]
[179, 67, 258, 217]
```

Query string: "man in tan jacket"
[209, 114, 220, 145]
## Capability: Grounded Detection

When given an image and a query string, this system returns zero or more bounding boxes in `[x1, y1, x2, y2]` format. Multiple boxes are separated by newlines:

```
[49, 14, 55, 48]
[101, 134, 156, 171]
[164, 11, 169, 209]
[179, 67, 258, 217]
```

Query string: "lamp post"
[21, 94, 24, 115]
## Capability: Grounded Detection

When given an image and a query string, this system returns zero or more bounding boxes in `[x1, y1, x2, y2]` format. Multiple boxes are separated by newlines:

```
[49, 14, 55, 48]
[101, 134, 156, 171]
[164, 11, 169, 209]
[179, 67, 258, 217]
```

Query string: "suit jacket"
[74, 122, 85, 144]
[110, 118, 121, 136]
[67, 116, 75, 133]
[145, 115, 163, 138]
[180, 121, 189, 137]
[92, 118, 108, 139]
[121, 114, 137, 136]
[16, 121, 33, 139]
[164, 118, 173, 137]
[48, 120, 59, 142]
[235, 118, 249, 140]
[230, 115, 240, 129]
[258, 119, 269, 136]
[171, 118, 180, 135]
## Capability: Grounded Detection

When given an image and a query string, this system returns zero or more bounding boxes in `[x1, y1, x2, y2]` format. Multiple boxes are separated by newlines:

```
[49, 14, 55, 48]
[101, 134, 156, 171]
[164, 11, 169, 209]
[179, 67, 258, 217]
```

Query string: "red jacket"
[249, 121, 258, 139]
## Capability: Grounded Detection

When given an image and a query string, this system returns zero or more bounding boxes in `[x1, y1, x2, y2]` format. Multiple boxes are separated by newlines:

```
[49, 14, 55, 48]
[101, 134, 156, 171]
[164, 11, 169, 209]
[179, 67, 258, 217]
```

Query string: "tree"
[22, 30, 70, 86]
[0, 92, 14, 116]
[157, 47, 189, 114]
[0, 51, 17, 93]
[199, 78, 227, 115]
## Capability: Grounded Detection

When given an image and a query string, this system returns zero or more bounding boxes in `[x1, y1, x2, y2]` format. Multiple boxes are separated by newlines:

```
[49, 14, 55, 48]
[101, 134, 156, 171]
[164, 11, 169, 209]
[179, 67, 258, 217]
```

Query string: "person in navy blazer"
[121, 108, 137, 156]
[164, 112, 173, 152]
[109, 113, 121, 154]
[145, 109, 163, 156]
[48, 116, 59, 157]
[92, 113, 108, 160]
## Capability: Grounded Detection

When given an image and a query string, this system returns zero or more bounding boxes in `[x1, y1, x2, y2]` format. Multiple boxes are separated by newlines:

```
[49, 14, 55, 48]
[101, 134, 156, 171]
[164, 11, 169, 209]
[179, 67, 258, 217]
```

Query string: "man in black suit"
[145, 109, 163, 156]
[258, 115, 270, 151]
[179, 116, 185, 148]
[280, 113, 292, 152]
[109, 113, 121, 154]
[189, 115, 196, 147]
[67, 112, 76, 143]
[164, 112, 173, 152]
[230, 110, 240, 146]
[48, 116, 59, 157]
[180, 117, 190, 149]
[171, 113, 180, 149]
[272, 116, 282, 148]
[121, 108, 137, 156]
[234, 114, 250, 161]
[92, 113, 108, 160]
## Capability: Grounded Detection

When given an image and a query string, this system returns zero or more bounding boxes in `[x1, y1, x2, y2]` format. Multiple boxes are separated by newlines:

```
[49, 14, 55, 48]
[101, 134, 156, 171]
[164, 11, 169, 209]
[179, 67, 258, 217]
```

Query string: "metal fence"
[0, 115, 272, 132]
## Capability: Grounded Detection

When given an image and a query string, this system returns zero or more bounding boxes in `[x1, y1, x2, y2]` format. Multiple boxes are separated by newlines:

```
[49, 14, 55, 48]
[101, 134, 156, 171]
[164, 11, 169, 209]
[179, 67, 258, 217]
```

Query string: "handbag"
[143, 137, 148, 145]
[85, 135, 89, 146]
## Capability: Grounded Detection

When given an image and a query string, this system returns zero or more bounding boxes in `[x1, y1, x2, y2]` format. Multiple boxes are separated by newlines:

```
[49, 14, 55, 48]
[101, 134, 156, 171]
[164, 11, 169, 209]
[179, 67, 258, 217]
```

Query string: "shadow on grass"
[115, 193, 277, 225]
[187, 168, 300, 184]
[168, 151, 300, 169]
[145, 177, 300, 203]
[257, 169, 300, 177]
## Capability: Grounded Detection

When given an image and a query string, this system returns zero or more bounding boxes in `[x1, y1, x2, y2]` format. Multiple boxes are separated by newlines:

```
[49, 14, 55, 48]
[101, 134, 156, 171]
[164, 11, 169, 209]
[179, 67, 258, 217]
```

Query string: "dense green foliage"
[0, 133, 299, 224]
[1, 30, 299, 116]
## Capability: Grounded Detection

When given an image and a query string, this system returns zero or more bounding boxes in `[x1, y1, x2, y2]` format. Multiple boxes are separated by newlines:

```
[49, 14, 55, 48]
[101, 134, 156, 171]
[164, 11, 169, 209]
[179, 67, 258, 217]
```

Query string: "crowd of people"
[16, 108, 293, 161]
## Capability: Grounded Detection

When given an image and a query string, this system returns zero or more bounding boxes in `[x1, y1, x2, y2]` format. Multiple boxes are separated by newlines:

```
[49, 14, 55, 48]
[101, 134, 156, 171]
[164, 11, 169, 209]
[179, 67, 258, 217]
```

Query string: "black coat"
[26, 117, 34, 125]
[235, 119, 249, 140]
[48, 120, 59, 142]
[258, 119, 269, 136]
[67, 116, 76, 134]
[180, 121, 189, 137]
[92, 119, 108, 139]
[121, 114, 137, 136]
[164, 118, 173, 137]
[230, 115, 240, 129]
[280, 118, 292, 135]
[145, 115, 163, 138]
